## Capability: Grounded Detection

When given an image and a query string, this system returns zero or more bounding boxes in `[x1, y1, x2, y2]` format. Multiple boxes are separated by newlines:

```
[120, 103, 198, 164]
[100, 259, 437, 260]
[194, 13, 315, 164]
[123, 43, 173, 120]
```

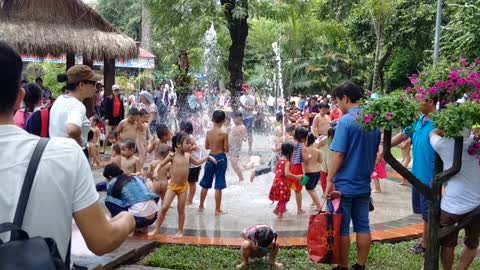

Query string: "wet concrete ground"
[72, 133, 419, 267]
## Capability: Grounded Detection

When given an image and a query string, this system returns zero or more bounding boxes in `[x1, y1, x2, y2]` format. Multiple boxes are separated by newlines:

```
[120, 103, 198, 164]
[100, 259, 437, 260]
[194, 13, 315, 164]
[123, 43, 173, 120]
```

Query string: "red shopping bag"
[307, 198, 342, 264]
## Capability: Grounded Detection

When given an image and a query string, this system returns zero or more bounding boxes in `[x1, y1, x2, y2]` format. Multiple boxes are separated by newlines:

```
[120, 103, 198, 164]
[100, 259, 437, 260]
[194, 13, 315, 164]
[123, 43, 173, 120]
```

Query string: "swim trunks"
[168, 181, 188, 195]
[200, 153, 228, 190]
[305, 172, 320, 191]
[188, 167, 202, 183]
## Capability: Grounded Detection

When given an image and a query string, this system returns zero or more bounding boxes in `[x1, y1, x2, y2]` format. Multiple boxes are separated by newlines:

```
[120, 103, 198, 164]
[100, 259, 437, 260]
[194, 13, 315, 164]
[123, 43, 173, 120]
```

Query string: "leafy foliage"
[24, 63, 67, 97]
[96, 0, 142, 40]
[442, 1, 480, 60]
[357, 92, 419, 131]
[431, 101, 480, 138]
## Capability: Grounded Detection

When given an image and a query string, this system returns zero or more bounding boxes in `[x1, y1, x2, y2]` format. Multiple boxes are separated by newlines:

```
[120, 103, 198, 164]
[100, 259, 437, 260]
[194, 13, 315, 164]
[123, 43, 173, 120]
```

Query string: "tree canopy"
[94, 0, 478, 95]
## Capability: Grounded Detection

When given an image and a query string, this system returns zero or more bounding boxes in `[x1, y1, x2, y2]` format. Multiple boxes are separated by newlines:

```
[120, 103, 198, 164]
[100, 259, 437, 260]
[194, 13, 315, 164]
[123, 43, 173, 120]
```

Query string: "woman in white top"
[49, 65, 102, 157]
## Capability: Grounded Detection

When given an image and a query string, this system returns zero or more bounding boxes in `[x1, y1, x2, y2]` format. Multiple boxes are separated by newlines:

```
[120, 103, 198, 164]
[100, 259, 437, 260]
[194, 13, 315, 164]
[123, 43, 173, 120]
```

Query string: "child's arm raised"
[158, 153, 173, 168]
[137, 120, 146, 132]
[190, 154, 217, 165]
[153, 155, 173, 177]
[146, 138, 156, 153]
[285, 161, 303, 180]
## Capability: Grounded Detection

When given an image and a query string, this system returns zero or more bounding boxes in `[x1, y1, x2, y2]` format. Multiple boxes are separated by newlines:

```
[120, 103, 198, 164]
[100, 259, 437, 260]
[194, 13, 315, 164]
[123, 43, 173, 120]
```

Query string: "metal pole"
[433, 0, 443, 64]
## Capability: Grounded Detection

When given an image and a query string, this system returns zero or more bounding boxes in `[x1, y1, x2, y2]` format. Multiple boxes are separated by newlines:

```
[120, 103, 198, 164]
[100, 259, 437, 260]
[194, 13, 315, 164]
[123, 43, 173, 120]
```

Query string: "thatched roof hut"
[0, 0, 138, 60]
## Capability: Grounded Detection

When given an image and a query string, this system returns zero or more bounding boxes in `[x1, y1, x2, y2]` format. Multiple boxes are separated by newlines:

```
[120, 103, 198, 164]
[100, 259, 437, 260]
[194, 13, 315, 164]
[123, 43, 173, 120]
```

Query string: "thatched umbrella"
[0, 0, 139, 116]
[0, 0, 137, 60]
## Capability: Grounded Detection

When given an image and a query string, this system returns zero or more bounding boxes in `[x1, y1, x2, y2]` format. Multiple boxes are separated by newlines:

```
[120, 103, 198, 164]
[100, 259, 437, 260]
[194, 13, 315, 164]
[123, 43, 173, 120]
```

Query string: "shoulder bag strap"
[40, 109, 49, 137]
[12, 138, 49, 228]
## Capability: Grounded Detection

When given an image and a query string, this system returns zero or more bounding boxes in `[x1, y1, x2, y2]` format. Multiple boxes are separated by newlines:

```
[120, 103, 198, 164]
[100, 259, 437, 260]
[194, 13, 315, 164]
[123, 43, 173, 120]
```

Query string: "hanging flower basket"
[356, 92, 419, 132]
[405, 58, 480, 138]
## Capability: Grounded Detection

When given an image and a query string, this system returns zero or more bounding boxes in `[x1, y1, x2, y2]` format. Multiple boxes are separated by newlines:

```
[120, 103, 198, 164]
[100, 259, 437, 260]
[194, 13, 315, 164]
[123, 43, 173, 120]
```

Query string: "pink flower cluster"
[467, 135, 480, 166]
[406, 59, 480, 103]
[363, 114, 374, 127]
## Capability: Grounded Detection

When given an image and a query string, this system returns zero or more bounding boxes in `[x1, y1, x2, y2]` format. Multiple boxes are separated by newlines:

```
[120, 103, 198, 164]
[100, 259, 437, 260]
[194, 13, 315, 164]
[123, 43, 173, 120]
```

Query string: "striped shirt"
[292, 143, 303, 164]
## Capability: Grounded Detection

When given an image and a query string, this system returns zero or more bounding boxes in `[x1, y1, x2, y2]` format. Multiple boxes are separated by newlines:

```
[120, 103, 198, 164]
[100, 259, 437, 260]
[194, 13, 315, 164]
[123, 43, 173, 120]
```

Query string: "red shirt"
[113, 97, 121, 117]
[330, 108, 343, 122]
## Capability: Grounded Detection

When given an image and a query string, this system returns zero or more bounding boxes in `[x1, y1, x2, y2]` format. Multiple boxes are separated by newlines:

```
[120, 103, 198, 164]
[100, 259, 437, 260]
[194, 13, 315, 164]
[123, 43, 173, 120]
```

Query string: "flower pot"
[461, 127, 472, 139]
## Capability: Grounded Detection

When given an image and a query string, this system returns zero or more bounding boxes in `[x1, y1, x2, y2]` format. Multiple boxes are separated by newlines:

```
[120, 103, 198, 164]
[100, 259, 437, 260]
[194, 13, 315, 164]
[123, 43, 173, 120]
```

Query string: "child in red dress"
[269, 142, 304, 220]
[372, 133, 386, 193]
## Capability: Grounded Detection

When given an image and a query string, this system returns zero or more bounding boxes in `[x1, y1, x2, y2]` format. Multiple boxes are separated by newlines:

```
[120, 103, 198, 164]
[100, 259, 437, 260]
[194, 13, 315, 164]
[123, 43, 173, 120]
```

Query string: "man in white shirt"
[239, 83, 256, 155]
[0, 42, 135, 264]
[430, 129, 480, 270]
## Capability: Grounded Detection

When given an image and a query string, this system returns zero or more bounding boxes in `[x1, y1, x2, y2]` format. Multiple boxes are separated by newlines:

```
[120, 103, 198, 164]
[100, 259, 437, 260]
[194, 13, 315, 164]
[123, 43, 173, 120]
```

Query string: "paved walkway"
[134, 170, 422, 247]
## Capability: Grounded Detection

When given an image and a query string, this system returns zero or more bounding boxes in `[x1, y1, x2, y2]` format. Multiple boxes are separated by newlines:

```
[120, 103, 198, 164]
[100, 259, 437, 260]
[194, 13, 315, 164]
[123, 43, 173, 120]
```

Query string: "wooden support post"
[66, 52, 75, 70]
[83, 55, 95, 117]
[384, 129, 464, 270]
[104, 58, 115, 98]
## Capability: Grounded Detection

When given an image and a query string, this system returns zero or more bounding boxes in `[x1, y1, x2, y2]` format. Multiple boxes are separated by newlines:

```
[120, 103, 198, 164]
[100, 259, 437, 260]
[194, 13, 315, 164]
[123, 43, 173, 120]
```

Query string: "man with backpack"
[0, 42, 136, 269]
[236, 224, 282, 269]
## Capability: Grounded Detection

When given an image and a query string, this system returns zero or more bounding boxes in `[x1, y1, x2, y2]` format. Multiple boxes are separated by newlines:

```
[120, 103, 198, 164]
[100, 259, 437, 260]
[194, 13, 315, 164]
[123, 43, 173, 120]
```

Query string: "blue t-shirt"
[298, 100, 306, 111]
[330, 106, 381, 196]
[403, 115, 436, 185]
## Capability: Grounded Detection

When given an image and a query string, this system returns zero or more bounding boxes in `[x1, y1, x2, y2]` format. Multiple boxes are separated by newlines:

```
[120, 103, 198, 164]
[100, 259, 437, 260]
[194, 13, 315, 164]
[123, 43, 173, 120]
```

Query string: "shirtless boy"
[120, 139, 142, 176]
[230, 112, 247, 181]
[312, 102, 330, 137]
[137, 109, 149, 166]
[199, 110, 229, 215]
[148, 132, 216, 238]
[151, 144, 170, 201]
[90, 116, 102, 146]
[118, 107, 144, 142]
[303, 133, 323, 211]
[179, 121, 202, 206]
[147, 124, 172, 159]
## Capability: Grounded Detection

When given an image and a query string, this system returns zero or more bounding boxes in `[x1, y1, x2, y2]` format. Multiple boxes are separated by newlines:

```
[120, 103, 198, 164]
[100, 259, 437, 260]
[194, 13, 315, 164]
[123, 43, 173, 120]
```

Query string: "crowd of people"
[1, 39, 479, 270]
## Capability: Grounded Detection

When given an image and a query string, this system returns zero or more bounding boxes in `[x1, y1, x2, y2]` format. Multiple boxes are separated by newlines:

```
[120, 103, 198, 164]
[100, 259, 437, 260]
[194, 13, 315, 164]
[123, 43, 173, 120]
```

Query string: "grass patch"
[141, 240, 480, 270]
[390, 147, 403, 160]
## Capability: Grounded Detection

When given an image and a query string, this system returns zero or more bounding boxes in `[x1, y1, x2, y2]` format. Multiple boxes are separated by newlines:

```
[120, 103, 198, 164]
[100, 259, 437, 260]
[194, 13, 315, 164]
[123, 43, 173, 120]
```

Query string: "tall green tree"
[441, 1, 480, 60]
[97, 0, 142, 41]
[220, 0, 249, 103]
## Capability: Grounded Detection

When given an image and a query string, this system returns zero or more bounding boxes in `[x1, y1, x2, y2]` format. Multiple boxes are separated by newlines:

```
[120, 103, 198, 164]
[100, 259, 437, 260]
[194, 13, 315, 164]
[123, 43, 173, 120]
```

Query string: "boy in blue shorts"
[199, 110, 229, 215]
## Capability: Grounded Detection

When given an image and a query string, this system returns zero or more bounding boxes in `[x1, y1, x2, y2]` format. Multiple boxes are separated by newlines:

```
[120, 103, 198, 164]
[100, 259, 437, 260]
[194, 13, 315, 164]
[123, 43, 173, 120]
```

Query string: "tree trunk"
[220, 0, 249, 110]
[141, 1, 153, 90]
[141, 1, 153, 53]
[175, 49, 190, 115]
[378, 46, 393, 93]
[371, 28, 382, 93]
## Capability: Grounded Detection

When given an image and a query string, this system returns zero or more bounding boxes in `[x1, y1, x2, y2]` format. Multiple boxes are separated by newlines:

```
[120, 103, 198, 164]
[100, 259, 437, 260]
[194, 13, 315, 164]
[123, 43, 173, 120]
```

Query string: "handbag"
[307, 197, 342, 264]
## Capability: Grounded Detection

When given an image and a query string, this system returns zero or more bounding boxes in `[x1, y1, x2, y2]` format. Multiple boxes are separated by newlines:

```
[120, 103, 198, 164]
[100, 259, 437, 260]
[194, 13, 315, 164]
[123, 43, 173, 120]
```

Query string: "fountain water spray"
[272, 41, 286, 141]
[202, 23, 222, 105]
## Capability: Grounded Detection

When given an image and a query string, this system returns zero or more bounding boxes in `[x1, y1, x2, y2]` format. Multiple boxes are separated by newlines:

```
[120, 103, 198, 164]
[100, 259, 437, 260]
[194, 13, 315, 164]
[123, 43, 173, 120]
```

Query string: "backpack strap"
[40, 109, 49, 137]
[12, 138, 49, 229]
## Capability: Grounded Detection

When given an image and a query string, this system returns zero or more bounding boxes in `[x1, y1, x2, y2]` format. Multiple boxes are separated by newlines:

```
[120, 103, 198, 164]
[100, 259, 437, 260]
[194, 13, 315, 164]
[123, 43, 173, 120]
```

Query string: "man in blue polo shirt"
[391, 96, 437, 254]
[326, 82, 381, 270]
